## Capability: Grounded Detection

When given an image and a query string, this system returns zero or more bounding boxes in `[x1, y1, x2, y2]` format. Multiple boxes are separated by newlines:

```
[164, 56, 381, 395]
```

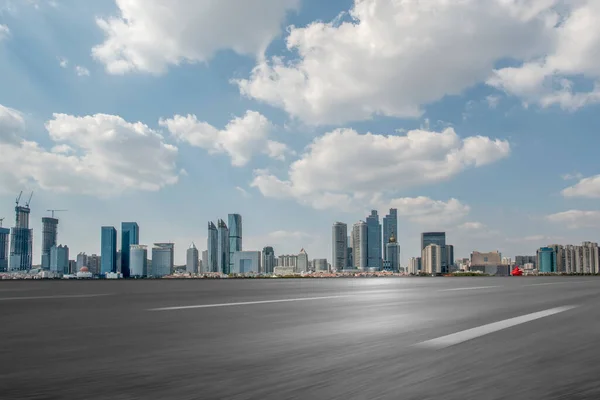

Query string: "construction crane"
[25, 191, 33, 208]
[0, 218, 4, 227]
[47, 209, 68, 218]
[15, 191, 22, 207]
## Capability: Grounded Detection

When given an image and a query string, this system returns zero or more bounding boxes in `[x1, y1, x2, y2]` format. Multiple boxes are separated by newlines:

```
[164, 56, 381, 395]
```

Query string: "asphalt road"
[1, 277, 600, 399]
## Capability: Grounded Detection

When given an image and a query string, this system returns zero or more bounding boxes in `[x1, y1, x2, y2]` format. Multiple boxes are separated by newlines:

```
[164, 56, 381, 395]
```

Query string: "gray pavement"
[1, 277, 599, 399]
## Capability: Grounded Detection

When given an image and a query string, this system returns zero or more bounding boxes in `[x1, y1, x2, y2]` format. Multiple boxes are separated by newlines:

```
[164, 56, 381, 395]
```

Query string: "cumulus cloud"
[92, 0, 299, 75]
[0, 108, 180, 196]
[545, 210, 600, 229]
[489, 0, 600, 110]
[160, 110, 291, 167]
[236, 0, 559, 125]
[0, 104, 26, 145]
[561, 172, 584, 181]
[58, 57, 68, 68]
[562, 174, 600, 198]
[0, 24, 9, 41]
[251, 127, 509, 208]
[382, 197, 470, 226]
[75, 65, 90, 76]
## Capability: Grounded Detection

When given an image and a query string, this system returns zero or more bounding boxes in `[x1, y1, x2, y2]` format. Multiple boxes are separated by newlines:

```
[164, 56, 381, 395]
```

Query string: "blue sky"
[1, 0, 600, 265]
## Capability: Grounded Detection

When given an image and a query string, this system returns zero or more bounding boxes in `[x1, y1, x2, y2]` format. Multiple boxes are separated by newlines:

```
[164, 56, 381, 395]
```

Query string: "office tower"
[217, 219, 230, 274]
[313, 258, 328, 272]
[10, 201, 33, 271]
[121, 222, 139, 278]
[385, 233, 400, 272]
[50, 244, 69, 274]
[262, 246, 275, 274]
[408, 257, 421, 274]
[116, 250, 122, 273]
[347, 247, 353, 269]
[352, 221, 368, 270]
[421, 232, 446, 273]
[231, 251, 261, 274]
[537, 247, 556, 273]
[382, 209, 397, 261]
[422, 244, 442, 274]
[278, 254, 298, 268]
[41, 217, 59, 270]
[201, 250, 208, 273]
[187, 243, 199, 274]
[0, 226, 9, 272]
[547, 244, 565, 273]
[228, 214, 242, 272]
[152, 243, 174, 277]
[69, 259, 77, 274]
[297, 248, 309, 273]
[446, 244, 454, 269]
[332, 222, 348, 271]
[130, 245, 148, 277]
[76, 253, 88, 270]
[207, 222, 218, 273]
[515, 255, 536, 268]
[366, 210, 382, 270]
[88, 254, 101, 275]
[101, 227, 117, 275]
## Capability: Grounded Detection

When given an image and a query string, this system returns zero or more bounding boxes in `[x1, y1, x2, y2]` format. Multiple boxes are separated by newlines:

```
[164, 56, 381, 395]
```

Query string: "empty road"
[1, 277, 599, 399]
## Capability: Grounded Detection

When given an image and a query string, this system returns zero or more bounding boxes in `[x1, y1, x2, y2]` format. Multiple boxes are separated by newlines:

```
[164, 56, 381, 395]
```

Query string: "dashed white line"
[439, 286, 502, 292]
[0, 293, 113, 301]
[149, 295, 352, 311]
[416, 305, 578, 349]
[525, 281, 589, 286]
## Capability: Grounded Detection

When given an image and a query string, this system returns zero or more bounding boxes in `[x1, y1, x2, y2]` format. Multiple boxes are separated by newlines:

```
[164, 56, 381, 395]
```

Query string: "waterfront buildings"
[41, 217, 58, 270]
[297, 248, 309, 273]
[262, 246, 275, 274]
[10, 203, 33, 271]
[366, 210, 382, 270]
[228, 214, 242, 272]
[313, 258, 328, 272]
[217, 219, 229, 274]
[152, 243, 174, 277]
[332, 222, 348, 272]
[231, 251, 260, 274]
[382, 209, 397, 261]
[121, 222, 139, 278]
[50, 244, 69, 274]
[422, 244, 442, 274]
[186, 243, 199, 274]
[352, 221, 368, 270]
[101, 226, 117, 275]
[130, 245, 148, 277]
[0, 226, 8, 272]
[207, 222, 218, 273]
[385, 233, 400, 272]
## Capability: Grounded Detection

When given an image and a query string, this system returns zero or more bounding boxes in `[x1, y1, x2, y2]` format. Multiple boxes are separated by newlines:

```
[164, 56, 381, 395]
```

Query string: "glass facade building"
[101, 226, 117, 275]
[332, 222, 348, 271]
[0, 227, 9, 272]
[41, 217, 58, 270]
[231, 251, 261, 274]
[152, 243, 174, 277]
[121, 222, 139, 278]
[217, 219, 230, 274]
[537, 247, 556, 273]
[10, 205, 33, 271]
[382, 208, 397, 261]
[186, 243, 199, 274]
[352, 221, 368, 270]
[262, 246, 275, 274]
[50, 244, 69, 274]
[421, 232, 447, 273]
[228, 214, 242, 272]
[366, 210, 382, 270]
[130, 245, 148, 277]
[207, 222, 218, 273]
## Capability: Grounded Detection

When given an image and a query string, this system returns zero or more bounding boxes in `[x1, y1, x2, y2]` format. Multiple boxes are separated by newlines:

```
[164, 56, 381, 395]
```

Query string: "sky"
[1, 0, 600, 266]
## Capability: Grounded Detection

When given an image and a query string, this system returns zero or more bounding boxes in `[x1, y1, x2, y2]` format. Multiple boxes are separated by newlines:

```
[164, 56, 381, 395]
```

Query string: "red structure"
[511, 266, 523, 276]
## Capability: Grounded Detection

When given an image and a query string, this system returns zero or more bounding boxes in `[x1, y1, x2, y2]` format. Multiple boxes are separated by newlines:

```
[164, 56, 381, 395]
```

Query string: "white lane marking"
[526, 281, 589, 286]
[439, 286, 502, 292]
[0, 293, 113, 301]
[149, 295, 352, 311]
[416, 305, 578, 349]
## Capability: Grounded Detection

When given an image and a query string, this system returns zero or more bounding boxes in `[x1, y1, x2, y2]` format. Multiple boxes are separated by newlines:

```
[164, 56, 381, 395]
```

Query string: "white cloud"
[562, 175, 600, 198]
[251, 127, 509, 210]
[160, 110, 290, 167]
[0, 24, 9, 41]
[92, 0, 299, 75]
[382, 197, 470, 226]
[235, 186, 250, 198]
[75, 65, 90, 76]
[546, 210, 600, 229]
[486, 95, 501, 109]
[489, 0, 600, 111]
[0, 104, 25, 145]
[58, 57, 68, 68]
[0, 108, 180, 196]
[561, 172, 584, 181]
[236, 0, 559, 125]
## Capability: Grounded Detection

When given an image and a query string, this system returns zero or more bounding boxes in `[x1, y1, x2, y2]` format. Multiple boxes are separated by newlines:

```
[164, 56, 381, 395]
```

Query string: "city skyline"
[2, 0, 600, 266]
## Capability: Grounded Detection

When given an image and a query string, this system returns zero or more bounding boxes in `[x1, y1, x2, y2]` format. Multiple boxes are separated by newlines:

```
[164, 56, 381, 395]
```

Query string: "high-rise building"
[152, 243, 174, 277]
[277, 254, 297, 268]
[383, 209, 397, 261]
[0, 227, 9, 272]
[332, 222, 348, 271]
[262, 246, 275, 274]
[421, 232, 446, 273]
[201, 250, 208, 273]
[515, 255, 536, 268]
[101, 226, 117, 275]
[186, 243, 199, 274]
[231, 251, 261, 274]
[88, 254, 101, 276]
[385, 233, 400, 272]
[130, 245, 148, 277]
[313, 258, 328, 272]
[41, 217, 58, 270]
[76, 252, 88, 270]
[121, 222, 139, 278]
[366, 210, 382, 270]
[217, 219, 230, 274]
[228, 214, 242, 272]
[207, 222, 218, 273]
[50, 244, 69, 274]
[408, 257, 421, 274]
[537, 247, 556, 273]
[297, 248, 309, 273]
[10, 203, 33, 271]
[446, 244, 454, 269]
[422, 244, 442, 274]
[352, 221, 368, 270]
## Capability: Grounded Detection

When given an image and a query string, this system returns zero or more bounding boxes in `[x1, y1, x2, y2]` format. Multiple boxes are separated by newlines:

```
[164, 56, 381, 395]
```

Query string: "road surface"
[1, 277, 599, 399]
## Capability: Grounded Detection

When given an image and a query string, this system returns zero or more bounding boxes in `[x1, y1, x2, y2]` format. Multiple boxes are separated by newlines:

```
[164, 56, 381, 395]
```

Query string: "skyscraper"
[366, 210, 382, 270]
[385, 232, 400, 272]
[201, 250, 208, 273]
[187, 243, 199, 274]
[121, 222, 139, 278]
[41, 217, 59, 270]
[101, 226, 117, 275]
[217, 219, 230, 274]
[207, 222, 218, 273]
[446, 244, 454, 270]
[10, 203, 33, 271]
[152, 243, 174, 277]
[297, 248, 309, 273]
[130, 245, 148, 277]
[352, 221, 368, 270]
[421, 232, 446, 273]
[382, 208, 397, 261]
[332, 222, 348, 271]
[422, 244, 442, 275]
[537, 247, 556, 273]
[262, 246, 275, 274]
[228, 214, 242, 272]
[0, 226, 9, 272]
[50, 244, 69, 274]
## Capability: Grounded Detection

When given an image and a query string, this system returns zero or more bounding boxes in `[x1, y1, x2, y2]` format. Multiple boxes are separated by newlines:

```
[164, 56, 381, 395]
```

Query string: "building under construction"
[10, 192, 33, 271]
